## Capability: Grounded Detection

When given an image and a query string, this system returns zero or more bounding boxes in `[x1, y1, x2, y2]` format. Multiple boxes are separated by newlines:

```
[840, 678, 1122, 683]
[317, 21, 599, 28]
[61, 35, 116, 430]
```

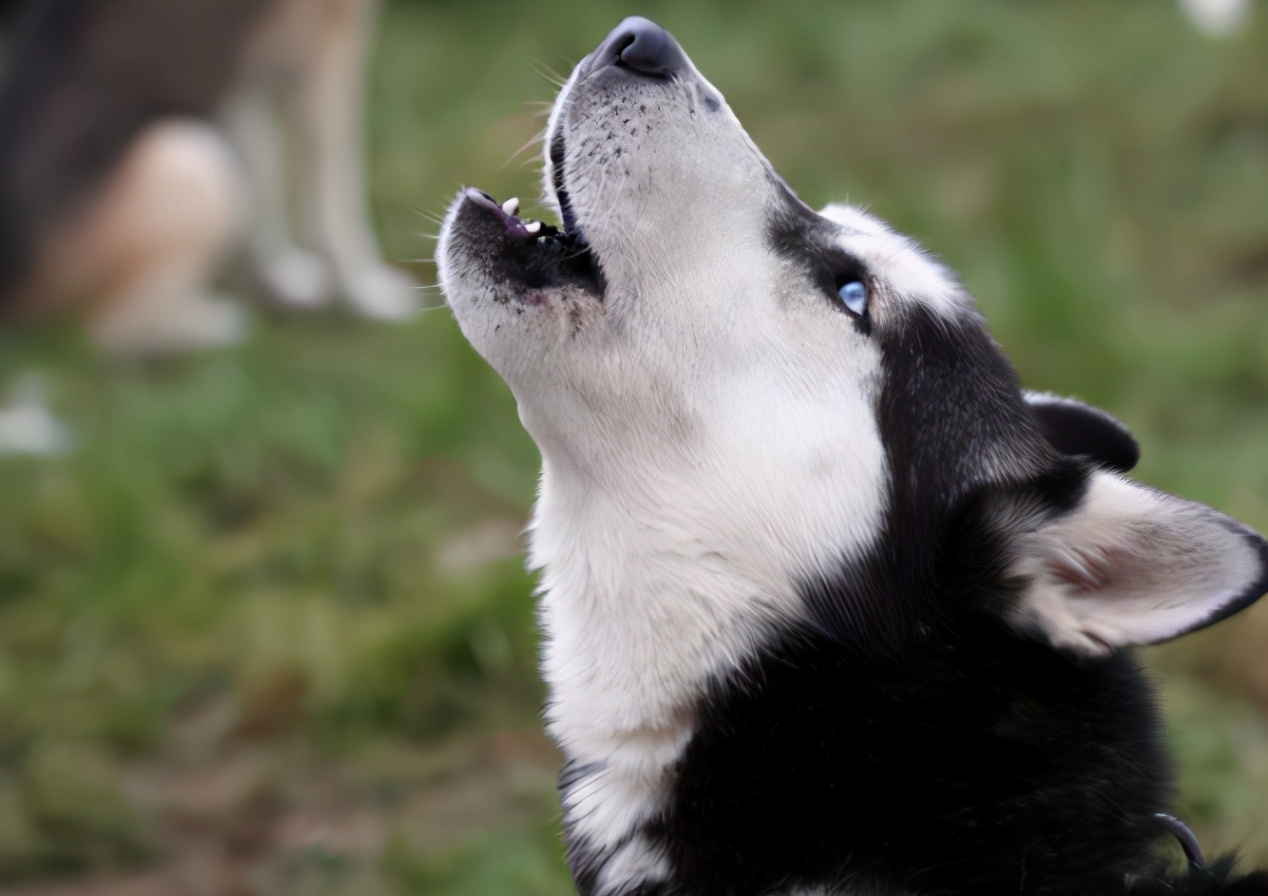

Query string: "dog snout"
[586, 17, 687, 78]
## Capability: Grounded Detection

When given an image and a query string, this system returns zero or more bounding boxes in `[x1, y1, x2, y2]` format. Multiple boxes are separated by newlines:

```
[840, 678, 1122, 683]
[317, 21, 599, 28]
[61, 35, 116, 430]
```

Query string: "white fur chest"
[526, 405, 886, 867]
[527, 460, 801, 862]
[531, 464, 791, 759]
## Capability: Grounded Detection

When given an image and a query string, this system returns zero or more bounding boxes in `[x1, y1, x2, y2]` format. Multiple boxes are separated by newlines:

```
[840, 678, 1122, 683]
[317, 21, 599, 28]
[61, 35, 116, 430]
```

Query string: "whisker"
[412, 207, 447, 227]
[413, 301, 455, 317]
[501, 127, 548, 171]
[534, 61, 568, 88]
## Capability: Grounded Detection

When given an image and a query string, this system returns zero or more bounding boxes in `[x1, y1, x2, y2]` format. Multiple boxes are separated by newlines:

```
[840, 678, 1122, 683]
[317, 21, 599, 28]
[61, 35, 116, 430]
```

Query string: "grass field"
[2, 1, 1268, 893]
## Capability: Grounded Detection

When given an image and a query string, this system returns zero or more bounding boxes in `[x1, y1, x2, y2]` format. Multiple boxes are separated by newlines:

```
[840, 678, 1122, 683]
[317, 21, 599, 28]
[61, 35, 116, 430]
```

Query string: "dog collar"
[1155, 813, 1208, 872]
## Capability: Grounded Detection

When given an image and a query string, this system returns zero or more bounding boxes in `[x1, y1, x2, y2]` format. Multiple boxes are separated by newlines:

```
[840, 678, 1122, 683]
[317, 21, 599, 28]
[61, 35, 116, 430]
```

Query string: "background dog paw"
[259, 249, 333, 309]
[340, 265, 419, 321]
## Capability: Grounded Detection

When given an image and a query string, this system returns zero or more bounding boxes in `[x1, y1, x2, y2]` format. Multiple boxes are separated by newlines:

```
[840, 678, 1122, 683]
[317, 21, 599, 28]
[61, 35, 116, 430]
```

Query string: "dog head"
[438, 17, 1268, 662]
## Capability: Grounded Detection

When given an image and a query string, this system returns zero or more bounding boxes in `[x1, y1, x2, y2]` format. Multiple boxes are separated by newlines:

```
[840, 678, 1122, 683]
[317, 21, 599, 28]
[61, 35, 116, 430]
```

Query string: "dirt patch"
[2, 698, 559, 896]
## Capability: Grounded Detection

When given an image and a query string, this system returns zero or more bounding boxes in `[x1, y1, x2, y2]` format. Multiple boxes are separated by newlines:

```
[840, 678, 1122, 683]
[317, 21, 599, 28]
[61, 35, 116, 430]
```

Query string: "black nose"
[588, 17, 687, 77]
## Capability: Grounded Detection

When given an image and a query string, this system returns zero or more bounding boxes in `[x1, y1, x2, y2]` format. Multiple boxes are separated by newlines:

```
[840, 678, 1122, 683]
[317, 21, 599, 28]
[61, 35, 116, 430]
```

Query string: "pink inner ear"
[1015, 476, 1268, 653]
[1048, 545, 1121, 594]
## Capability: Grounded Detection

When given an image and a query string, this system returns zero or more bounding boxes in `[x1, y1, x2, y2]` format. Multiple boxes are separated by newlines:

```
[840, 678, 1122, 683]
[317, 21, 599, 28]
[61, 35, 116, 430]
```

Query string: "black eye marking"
[815, 249, 872, 333]
[766, 201, 874, 334]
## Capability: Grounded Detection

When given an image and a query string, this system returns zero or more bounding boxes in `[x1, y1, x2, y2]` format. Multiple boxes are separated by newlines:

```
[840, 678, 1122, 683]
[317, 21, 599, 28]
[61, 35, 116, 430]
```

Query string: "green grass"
[3, 0, 1268, 891]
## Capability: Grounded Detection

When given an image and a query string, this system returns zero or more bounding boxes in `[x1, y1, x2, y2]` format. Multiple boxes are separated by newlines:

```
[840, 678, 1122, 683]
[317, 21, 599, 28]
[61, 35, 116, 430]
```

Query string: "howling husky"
[438, 17, 1268, 896]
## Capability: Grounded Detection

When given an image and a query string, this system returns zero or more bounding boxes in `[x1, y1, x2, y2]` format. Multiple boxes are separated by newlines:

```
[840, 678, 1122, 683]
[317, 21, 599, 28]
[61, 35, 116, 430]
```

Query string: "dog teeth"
[502, 197, 520, 216]
[524, 220, 542, 235]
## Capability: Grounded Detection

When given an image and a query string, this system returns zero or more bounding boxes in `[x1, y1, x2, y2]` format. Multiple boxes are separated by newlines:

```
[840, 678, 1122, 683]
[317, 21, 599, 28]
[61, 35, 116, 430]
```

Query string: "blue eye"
[837, 280, 867, 316]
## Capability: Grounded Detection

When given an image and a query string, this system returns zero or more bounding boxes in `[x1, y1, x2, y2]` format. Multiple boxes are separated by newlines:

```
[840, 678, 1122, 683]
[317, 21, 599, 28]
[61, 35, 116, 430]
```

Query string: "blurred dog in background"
[0, 0, 415, 356]
[1177, 0, 1253, 35]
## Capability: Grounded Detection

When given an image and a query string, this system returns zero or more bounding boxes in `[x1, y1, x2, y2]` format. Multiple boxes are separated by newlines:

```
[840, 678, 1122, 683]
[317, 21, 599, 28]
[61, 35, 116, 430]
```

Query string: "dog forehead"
[820, 203, 970, 319]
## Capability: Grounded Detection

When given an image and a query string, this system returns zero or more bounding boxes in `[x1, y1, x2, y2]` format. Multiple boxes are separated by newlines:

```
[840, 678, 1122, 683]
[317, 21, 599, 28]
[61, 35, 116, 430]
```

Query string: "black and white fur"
[437, 18, 1268, 896]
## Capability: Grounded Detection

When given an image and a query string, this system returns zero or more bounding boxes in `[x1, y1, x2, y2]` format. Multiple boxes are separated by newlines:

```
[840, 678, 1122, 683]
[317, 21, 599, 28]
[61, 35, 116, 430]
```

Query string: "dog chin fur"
[438, 18, 1268, 896]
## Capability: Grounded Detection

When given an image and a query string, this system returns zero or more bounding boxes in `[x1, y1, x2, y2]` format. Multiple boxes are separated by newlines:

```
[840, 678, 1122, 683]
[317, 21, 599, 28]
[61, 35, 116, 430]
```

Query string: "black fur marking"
[1025, 393, 1141, 473]
[550, 128, 582, 238]
[661, 625, 1175, 894]
[1124, 857, 1268, 895]
[767, 195, 877, 336]
[563, 625, 1267, 894]
[804, 300, 1071, 649]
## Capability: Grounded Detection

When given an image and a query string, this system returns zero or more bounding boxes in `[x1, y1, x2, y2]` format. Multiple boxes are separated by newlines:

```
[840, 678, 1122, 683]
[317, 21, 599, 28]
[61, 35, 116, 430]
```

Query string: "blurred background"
[1, 1, 1267, 894]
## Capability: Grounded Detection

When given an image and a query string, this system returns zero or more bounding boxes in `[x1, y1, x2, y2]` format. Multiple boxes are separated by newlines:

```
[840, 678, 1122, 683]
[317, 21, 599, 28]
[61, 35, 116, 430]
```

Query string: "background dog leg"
[222, 93, 333, 310]
[293, 0, 417, 321]
[84, 121, 250, 355]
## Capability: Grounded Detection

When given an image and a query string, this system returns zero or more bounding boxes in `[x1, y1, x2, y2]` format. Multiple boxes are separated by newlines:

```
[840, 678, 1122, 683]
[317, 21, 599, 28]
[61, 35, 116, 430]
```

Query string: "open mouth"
[454, 130, 604, 299]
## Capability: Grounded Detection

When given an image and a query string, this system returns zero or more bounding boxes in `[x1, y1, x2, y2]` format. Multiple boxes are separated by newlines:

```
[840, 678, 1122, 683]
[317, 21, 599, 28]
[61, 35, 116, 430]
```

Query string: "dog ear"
[1008, 471, 1268, 655]
[1023, 391, 1140, 472]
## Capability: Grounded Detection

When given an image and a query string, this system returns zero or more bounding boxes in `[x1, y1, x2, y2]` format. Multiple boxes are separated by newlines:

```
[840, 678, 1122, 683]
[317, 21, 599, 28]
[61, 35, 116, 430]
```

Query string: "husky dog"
[0, 0, 414, 355]
[438, 17, 1268, 896]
